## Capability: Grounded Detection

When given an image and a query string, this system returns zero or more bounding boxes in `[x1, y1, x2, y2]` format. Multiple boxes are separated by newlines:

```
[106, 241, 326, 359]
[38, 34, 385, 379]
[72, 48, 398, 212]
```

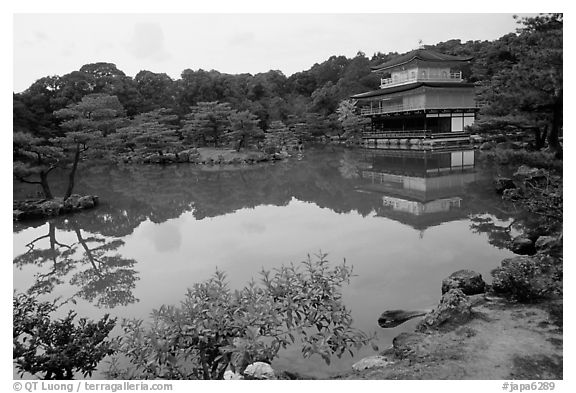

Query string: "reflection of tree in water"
[69, 225, 139, 308]
[14, 222, 76, 295]
[15, 147, 524, 254]
[13, 219, 139, 308]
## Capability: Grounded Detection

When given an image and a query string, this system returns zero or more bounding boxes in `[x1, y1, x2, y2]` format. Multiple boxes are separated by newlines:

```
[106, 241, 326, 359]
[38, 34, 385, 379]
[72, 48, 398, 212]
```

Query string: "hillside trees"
[475, 14, 563, 157]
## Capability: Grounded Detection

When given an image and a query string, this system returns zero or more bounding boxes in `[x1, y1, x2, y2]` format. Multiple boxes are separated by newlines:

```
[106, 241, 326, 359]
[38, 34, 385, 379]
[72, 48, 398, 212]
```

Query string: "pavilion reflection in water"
[357, 147, 478, 228]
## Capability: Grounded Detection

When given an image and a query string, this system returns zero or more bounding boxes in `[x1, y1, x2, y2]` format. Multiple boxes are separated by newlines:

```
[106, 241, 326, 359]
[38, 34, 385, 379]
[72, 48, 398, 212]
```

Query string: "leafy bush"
[13, 292, 116, 379]
[108, 254, 372, 379]
[491, 255, 562, 302]
[479, 148, 562, 173]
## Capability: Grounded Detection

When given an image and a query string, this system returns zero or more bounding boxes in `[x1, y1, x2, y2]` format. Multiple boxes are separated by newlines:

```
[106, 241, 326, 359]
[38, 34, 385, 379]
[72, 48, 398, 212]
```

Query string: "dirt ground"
[335, 296, 563, 380]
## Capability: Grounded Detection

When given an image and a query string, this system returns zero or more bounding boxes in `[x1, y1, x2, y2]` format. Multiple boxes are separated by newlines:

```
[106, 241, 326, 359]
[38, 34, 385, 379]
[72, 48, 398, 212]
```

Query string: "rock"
[162, 153, 177, 163]
[494, 177, 516, 194]
[496, 141, 522, 150]
[223, 370, 243, 380]
[378, 309, 428, 328]
[243, 362, 276, 380]
[176, 151, 190, 162]
[479, 141, 496, 150]
[392, 332, 429, 359]
[535, 236, 556, 251]
[441, 270, 486, 296]
[513, 165, 547, 181]
[39, 199, 62, 216]
[63, 194, 83, 210]
[510, 235, 536, 255]
[78, 195, 98, 209]
[352, 356, 393, 371]
[416, 288, 472, 332]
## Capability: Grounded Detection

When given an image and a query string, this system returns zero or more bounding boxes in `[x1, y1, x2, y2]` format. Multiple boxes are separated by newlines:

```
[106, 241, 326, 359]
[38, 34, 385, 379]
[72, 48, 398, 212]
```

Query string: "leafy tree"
[112, 109, 181, 160]
[108, 254, 372, 380]
[53, 93, 126, 198]
[13, 292, 116, 380]
[135, 71, 176, 113]
[181, 102, 234, 147]
[336, 100, 370, 143]
[263, 120, 298, 153]
[227, 110, 264, 151]
[476, 14, 562, 157]
[13, 132, 65, 199]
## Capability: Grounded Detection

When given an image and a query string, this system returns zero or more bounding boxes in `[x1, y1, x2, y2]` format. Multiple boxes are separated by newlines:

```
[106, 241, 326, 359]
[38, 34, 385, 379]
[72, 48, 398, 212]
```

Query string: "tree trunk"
[40, 171, 54, 199]
[548, 98, 562, 159]
[533, 126, 547, 149]
[64, 144, 81, 200]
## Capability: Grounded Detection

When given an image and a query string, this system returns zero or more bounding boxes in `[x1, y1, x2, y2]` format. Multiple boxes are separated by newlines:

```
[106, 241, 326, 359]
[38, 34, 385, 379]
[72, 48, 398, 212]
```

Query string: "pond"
[13, 146, 518, 378]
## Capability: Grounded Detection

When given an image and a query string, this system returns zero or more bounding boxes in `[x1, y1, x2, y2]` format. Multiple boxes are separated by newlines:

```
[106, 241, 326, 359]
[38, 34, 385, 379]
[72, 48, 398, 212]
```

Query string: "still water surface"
[13, 147, 517, 378]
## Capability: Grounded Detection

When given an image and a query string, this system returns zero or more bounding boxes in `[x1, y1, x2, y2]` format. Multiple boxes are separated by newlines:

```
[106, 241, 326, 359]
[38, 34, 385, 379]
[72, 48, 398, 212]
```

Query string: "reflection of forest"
[13, 147, 521, 309]
[13, 147, 515, 237]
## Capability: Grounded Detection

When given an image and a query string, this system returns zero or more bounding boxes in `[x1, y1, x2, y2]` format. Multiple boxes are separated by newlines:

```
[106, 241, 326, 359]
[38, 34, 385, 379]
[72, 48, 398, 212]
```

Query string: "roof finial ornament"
[418, 39, 425, 49]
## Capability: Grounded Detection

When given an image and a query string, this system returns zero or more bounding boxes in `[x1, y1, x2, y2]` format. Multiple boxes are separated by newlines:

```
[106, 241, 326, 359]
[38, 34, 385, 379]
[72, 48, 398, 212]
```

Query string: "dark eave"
[350, 82, 475, 100]
[371, 49, 474, 72]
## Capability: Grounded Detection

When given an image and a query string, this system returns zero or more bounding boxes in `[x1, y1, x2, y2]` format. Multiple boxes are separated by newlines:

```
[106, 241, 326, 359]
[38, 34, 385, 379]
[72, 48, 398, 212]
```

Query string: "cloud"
[127, 23, 170, 61]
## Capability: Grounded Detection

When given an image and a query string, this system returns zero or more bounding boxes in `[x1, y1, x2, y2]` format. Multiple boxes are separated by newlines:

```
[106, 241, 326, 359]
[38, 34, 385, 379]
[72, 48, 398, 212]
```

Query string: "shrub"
[13, 292, 116, 379]
[491, 255, 562, 302]
[108, 254, 372, 379]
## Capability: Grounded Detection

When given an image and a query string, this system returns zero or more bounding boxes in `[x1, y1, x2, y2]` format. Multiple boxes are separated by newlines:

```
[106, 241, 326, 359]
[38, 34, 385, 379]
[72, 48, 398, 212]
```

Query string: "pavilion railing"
[379, 71, 463, 88]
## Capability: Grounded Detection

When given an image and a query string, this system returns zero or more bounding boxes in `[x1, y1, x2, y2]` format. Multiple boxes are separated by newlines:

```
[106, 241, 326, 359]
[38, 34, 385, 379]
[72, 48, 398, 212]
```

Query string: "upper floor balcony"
[380, 71, 463, 89]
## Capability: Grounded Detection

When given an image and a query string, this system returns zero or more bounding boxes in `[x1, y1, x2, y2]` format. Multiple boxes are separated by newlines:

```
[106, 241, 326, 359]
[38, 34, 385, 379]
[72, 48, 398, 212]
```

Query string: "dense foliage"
[13, 292, 116, 379]
[107, 254, 372, 380]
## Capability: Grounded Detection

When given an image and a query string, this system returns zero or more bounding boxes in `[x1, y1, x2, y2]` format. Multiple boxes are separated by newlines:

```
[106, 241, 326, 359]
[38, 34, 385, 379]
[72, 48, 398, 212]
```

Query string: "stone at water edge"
[352, 356, 393, 371]
[243, 362, 276, 380]
[535, 236, 558, 251]
[441, 269, 486, 296]
[223, 370, 244, 380]
[416, 288, 472, 332]
[510, 235, 536, 255]
[378, 309, 429, 328]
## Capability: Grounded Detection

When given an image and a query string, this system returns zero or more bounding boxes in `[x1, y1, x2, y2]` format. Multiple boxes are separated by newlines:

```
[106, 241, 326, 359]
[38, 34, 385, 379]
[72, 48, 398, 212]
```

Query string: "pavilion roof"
[350, 81, 475, 100]
[371, 49, 473, 72]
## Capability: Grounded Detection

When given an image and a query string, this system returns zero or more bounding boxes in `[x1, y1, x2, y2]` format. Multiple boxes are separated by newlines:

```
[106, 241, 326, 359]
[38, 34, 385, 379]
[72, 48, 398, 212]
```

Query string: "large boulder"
[513, 165, 547, 181]
[494, 177, 516, 194]
[441, 270, 486, 296]
[510, 235, 536, 255]
[416, 288, 472, 332]
[243, 362, 276, 380]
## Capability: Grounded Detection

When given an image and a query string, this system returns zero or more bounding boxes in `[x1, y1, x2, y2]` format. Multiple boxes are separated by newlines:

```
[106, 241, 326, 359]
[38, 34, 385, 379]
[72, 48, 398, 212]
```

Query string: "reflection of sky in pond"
[13, 147, 519, 378]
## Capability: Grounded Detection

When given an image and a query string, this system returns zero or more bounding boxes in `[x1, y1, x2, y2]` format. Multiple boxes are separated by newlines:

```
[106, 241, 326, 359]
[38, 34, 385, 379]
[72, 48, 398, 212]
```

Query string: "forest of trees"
[13, 14, 563, 199]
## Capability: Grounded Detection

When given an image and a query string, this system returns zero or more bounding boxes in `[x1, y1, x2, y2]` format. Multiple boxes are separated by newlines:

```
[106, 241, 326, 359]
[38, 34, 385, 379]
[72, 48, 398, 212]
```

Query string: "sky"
[13, 12, 538, 93]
